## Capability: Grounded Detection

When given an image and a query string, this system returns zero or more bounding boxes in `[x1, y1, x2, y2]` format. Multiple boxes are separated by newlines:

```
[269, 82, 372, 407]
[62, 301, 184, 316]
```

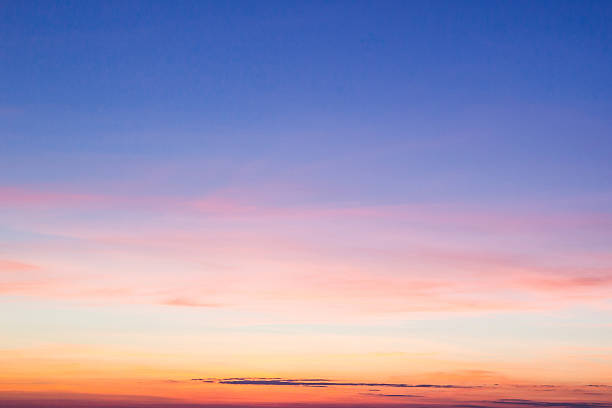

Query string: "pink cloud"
[3, 186, 611, 235]
[1, 186, 611, 315]
[0, 187, 104, 207]
[515, 273, 612, 292]
[0, 259, 40, 272]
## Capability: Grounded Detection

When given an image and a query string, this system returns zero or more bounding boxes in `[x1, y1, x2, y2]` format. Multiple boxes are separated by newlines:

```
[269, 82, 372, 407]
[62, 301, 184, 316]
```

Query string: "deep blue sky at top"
[1, 1, 611, 205]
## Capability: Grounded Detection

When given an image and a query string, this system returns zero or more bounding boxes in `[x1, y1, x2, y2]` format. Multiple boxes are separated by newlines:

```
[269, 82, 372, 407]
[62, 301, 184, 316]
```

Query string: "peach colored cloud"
[161, 297, 224, 308]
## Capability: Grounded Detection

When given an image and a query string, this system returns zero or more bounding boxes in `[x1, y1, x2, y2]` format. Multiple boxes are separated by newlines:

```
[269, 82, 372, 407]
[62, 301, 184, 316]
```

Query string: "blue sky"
[2, 1, 612, 209]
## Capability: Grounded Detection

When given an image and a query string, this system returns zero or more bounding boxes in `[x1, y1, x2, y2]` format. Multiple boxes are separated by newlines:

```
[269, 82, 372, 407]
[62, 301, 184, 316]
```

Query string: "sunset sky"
[1, 1, 611, 407]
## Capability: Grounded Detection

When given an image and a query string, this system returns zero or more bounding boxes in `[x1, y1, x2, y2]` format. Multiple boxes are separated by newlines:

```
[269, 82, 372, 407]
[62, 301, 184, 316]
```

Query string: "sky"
[1, 1, 612, 407]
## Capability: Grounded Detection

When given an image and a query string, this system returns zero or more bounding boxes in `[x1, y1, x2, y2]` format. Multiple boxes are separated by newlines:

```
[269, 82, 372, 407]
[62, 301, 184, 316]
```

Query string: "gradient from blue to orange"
[1, 1, 611, 407]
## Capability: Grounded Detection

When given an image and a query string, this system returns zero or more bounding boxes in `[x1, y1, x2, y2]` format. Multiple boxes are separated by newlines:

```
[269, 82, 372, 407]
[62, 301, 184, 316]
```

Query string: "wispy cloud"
[2, 186, 612, 316]
[0, 259, 40, 272]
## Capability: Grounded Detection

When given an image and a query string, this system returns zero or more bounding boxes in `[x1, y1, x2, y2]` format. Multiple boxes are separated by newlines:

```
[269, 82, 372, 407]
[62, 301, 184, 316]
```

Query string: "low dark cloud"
[214, 377, 473, 388]
[492, 399, 612, 408]
[359, 392, 422, 398]
[168, 380, 612, 408]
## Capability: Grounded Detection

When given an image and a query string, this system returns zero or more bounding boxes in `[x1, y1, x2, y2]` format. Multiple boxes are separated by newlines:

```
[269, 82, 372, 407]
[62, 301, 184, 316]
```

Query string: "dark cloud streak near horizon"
[191, 377, 474, 388]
